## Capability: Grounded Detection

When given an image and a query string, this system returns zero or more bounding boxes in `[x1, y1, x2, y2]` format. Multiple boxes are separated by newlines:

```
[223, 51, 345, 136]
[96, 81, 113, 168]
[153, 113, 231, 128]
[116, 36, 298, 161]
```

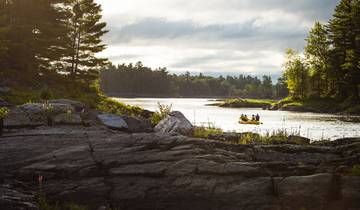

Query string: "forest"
[283, 0, 360, 105]
[0, 0, 108, 105]
[100, 63, 288, 98]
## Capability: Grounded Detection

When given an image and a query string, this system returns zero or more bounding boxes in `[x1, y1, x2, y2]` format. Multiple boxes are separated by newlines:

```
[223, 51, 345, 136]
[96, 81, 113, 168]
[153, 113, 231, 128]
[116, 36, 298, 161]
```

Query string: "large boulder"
[3, 108, 33, 128]
[4, 103, 74, 128]
[98, 114, 153, 133]
[48, 99, 86, 112]
[287, 135, 311, 145]
[122, 115, 153, 133]
[19, 103, 74, 115]
[54, 113, 82, 125]
[154, 111, 193, 136]
[97, 114, 128, 131]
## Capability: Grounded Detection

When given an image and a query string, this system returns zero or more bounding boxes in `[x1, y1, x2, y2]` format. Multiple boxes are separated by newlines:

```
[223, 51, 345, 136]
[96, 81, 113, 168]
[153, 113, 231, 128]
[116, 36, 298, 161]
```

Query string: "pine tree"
[328, 0, 360, 101]
[65, 0, 108, 83]
[1, 0, 71, 84]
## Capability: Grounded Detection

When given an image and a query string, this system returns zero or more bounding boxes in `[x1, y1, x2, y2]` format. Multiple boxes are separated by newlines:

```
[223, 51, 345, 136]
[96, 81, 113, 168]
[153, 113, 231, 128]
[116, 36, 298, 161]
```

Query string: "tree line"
[0, 0, 108, 89]
[283, 0, 360, 103]
[100, 62, 288, 98]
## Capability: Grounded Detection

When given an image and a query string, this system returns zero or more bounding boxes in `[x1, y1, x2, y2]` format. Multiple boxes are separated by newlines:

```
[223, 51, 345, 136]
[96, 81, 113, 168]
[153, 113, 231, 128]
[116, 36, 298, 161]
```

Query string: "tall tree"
[65, 0, 108, 83]
[328, 0, 360, 101]
[1, 0, 71, 84]
[305, 22, 331, 98]
[283, 49, 309, 100]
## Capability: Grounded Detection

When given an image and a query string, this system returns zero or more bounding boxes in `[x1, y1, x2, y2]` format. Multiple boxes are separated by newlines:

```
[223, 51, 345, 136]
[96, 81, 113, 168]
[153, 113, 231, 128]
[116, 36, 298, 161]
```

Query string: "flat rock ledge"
[0, 125, 360, 210]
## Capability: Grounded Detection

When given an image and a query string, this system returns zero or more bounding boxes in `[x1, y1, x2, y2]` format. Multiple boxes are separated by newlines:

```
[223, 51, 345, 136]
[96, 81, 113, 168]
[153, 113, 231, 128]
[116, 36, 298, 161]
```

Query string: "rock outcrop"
[98, 114, 152, 133]
[97, 113, 128, 130]
[4, 101, 86, 128]
[155, 111, 193, 136]
[1, 124, 360, 210]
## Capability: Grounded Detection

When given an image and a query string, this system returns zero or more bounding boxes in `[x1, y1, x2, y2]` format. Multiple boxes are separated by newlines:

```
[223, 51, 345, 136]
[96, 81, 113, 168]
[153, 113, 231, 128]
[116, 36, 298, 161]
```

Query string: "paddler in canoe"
[239, 113, 262, 125]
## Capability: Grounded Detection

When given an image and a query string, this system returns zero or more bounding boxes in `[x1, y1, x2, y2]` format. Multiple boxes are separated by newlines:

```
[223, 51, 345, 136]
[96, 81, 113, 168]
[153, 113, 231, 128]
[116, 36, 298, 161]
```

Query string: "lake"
[113, 98, 360, 141]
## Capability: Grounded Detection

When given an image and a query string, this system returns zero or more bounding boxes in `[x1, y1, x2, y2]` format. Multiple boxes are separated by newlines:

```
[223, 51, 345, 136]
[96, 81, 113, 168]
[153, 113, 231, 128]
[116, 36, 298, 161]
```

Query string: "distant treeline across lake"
[100, 62, 288, 98]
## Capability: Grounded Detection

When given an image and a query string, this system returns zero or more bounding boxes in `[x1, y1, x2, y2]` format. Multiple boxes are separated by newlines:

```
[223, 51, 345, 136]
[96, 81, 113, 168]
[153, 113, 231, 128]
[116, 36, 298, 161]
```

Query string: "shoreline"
[210, 98, 360, 117]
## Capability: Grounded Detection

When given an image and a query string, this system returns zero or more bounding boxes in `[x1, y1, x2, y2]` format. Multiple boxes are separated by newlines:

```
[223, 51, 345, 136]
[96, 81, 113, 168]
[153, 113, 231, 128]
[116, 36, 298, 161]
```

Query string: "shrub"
[0, 107, 9, 119]
[151, 102, 172, 125]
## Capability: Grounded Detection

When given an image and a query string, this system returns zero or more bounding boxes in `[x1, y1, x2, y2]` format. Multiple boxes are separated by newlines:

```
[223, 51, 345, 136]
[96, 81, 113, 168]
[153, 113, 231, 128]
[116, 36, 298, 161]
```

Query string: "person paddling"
[256, 114, 260, 122]
[244, 114, 248, 122]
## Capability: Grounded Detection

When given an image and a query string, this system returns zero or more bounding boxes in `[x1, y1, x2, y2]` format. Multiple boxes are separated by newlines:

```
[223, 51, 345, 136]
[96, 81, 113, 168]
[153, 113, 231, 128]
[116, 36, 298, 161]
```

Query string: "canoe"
[239, 120, 262, 125]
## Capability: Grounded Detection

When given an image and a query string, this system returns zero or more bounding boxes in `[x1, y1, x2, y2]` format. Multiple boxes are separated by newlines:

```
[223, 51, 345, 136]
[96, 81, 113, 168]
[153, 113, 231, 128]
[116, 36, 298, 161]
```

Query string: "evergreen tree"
[65, 0, 108, 83]
[328, 0, 360, 101]
[1, 0, 71, 84]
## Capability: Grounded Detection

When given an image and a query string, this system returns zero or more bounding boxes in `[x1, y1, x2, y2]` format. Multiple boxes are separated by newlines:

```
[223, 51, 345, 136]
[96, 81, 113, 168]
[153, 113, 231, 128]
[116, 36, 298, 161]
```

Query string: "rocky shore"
[1, 100, 360, 210]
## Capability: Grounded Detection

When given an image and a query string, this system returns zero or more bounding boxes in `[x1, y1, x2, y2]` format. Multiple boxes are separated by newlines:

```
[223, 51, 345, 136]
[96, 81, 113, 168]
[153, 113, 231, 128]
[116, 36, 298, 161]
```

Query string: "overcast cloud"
[95, 0, 340, 77]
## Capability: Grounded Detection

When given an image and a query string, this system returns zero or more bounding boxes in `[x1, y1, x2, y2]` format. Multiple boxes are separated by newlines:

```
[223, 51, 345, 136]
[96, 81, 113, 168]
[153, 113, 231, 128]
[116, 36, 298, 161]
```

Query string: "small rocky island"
[1, 99, 360, 210]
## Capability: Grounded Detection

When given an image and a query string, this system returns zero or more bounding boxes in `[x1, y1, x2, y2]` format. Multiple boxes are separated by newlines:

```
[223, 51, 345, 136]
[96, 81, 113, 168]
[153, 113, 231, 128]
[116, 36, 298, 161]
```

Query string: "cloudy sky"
[95, 0, 340, 77]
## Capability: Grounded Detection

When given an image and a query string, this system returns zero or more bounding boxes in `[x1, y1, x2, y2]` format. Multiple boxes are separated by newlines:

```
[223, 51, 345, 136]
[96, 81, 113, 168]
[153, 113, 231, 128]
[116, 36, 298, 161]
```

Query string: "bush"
[0, 107, 9, 119]
[97, 98, 143, 117]
[151, 102, 172, 125]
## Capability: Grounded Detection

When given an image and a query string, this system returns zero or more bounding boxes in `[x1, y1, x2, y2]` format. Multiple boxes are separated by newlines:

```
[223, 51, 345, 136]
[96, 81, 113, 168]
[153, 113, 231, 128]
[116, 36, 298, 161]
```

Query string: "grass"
[96, 98, 144, 117]
[151, 102, 172, 126]
[219, 98, 275, 108]
[193, 124, 223, 138]
[238, 129, 291, 145]
[193, 127, 307, 145]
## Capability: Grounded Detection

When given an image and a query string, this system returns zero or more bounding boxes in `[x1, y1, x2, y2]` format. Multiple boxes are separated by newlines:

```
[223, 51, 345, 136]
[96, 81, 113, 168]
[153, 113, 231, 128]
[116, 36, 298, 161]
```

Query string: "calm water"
[114, 98, 360, 140]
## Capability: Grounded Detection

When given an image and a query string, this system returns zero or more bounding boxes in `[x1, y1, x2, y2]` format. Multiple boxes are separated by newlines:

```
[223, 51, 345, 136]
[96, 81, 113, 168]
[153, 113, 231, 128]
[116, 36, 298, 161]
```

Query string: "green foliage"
[281, 0, 360, 103]
[97, 98, 143, 117]
[283, 49, 309, 100]
[0, 107, 9, 119]
[65, 0, 109, 82]
[151, 102, 172, 125]
[351, 165, 360, 176]
[220, 98, 275, 108]
[0, 0, 108, 89]
[193, 124, 223, 138]
[238, 130, 290, 145]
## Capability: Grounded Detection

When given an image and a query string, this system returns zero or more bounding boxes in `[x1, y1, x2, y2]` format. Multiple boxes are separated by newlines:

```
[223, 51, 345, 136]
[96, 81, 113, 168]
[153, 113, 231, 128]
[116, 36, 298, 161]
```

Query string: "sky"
[95, 0, 340, 78]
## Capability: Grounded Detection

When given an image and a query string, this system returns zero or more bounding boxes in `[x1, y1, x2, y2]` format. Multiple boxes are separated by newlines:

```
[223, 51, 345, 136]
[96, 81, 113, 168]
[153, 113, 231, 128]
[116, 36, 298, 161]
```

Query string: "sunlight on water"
[114, 98, 360, 140]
